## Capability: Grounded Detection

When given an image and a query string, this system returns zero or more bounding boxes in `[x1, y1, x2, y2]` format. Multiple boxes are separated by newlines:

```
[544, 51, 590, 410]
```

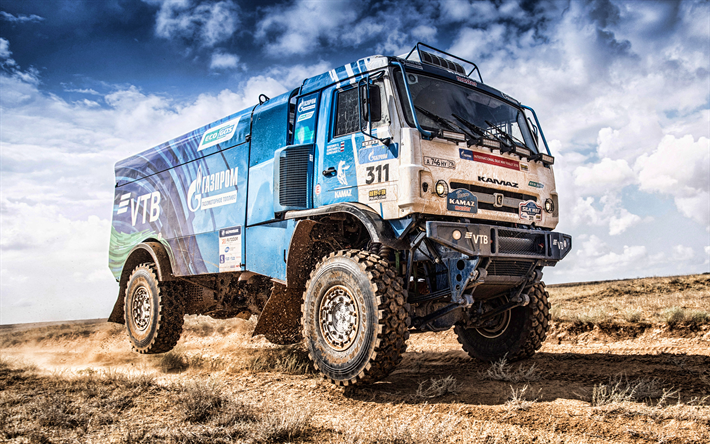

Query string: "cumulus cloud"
[573, 157, 636, 195]
[0, 53, 301, 323]
[0, 11, 44, 23]
[210, 50, 238, 70]
[636, 134, 710, 228]
[570, 194, 647, 236]
[0, 37, 11, 60]
[152, 0, 240, 47]
[255, 0, 360, 56]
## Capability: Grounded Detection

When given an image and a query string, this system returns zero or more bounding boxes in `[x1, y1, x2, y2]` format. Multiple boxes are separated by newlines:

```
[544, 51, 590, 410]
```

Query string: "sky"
[1, 0, 708, 324]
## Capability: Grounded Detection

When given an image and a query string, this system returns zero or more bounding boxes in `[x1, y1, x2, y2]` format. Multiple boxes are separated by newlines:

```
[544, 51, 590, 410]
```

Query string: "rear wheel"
[124, 263, 184, 354]
[302, 250, 409, 386]
[455, 282, 550, 362]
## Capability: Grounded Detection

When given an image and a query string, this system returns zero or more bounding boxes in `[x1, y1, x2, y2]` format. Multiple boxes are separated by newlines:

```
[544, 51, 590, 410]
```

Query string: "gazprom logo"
[198, 116, 241, 151]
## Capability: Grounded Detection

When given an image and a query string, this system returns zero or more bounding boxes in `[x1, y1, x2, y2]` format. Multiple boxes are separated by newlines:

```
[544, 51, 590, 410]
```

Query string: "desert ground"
[1, 274, 709, 443]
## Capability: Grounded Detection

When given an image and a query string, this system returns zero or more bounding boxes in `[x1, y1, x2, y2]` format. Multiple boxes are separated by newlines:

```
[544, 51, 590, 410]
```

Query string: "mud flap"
[252, 283, 303, 345]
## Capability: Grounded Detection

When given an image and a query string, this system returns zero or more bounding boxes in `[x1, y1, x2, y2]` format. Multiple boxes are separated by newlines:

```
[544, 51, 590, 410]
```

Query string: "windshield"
[394, 70, 538, 153]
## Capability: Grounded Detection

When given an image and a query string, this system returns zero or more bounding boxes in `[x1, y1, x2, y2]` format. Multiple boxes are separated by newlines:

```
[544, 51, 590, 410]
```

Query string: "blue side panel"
[249, 91, 292, 167]
[247, 159, 275, 225]
[115, 109, 252, 186]
[245, 220, 296, 281]
[301, 58, 384, 95]
[110, 140, 249, 278]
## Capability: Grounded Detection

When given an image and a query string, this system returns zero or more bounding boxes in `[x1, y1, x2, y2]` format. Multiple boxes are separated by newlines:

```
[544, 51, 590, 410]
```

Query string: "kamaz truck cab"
[108, 43, 571, 386]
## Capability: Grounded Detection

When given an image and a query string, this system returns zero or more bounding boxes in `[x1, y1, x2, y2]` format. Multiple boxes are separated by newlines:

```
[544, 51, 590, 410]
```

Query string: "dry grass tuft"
[548, 274, 710, 326]
[662, 306, 710, 326]
[483, 356, 540, 383]
[157, 349, 190, 373]
[415, 375, 461, 399]
[341, 407, 461, 444]
[236, 344, 315, 375]
[504, 384, 539, 412]
[591, 375, 676, 406]
[178, 379, 227, 423]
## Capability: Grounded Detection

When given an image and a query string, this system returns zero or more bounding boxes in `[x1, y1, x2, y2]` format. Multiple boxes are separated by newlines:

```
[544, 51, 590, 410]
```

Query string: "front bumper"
[426, 221, 572, 264]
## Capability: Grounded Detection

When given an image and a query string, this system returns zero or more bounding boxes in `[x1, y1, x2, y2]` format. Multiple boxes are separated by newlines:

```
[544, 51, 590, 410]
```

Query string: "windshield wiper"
[452, 113, 510, 147]
[484, 120, 515, 148]
[414, 106, 476, 142]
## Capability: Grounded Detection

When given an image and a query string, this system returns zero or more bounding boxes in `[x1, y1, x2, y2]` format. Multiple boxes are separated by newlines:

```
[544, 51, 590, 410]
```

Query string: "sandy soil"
[2, 276, 709, 443]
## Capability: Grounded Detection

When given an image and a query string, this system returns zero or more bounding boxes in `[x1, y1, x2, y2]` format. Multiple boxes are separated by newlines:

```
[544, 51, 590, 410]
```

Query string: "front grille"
[279, 145, 311, 208]
[496, 229, 546, 256]
[478, 203, 519, 214]
[450, 182, 537, 202]
[487, 259, 534, 277]
[450, 181, 537, 215]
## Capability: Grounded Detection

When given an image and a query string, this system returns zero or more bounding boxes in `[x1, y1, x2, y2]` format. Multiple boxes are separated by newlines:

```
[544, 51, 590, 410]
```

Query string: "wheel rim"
[476, 297, 511, 339]
[131, 285, 152, 331]
[319, 285, 359, 351]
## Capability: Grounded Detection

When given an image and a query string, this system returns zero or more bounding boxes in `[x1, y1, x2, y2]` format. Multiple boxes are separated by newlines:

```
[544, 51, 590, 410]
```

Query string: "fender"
[107, 241, 175, 324]
[285, 203, 407, 248]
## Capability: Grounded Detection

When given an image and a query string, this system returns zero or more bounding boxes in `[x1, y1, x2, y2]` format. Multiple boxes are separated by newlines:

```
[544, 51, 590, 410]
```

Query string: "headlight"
[544, 198, 554, 213]
[435, 180, 448, 197]
[452, 229, 462, 240]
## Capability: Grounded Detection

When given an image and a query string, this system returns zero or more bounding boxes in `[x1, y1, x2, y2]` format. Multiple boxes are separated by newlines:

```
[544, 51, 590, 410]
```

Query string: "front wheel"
[455, 282, 551, 362]
[302, 250, 409, 386]
[124, 263, 184, 354]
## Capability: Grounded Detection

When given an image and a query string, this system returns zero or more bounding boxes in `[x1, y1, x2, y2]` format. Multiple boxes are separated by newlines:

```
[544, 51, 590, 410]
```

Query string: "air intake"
[420, 51, 466, 75]
[274, 144, 312, 212]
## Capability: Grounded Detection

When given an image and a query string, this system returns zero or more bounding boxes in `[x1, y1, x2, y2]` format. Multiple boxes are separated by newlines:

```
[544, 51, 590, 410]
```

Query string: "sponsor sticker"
[337, 160, 350, 186]
[187, 166, 238, 212]
[198, 117, 241, 151]
[528, 180, 544, 189]
[520, 163, 529, 171]
[423, 156, 455, 169]
[334, 188, 353, 198]
[315, 184, 321, 195]
[219, 226, 241, 272]
[478, 176, 518, 188]
[296, 111, 314, 122]
[447, 188, 478, 214]
[459, 149, 520, 171]
[358, 144, 398, 164]
[368, 188, 387, 201]
[326, 142, 344, 155]
[456, 76, 477, 87]
[519, 200, 542, 221]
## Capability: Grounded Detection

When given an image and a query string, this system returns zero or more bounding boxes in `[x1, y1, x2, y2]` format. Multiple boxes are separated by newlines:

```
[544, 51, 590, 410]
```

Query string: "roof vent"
[420, 51, 466, 75]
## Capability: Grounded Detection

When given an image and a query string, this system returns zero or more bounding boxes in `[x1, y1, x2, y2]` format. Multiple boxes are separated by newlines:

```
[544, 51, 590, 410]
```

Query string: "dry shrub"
[622, 308, 643, 323]
[178, 379, 227, 423]
[341, 407, 460, 444]
[574, 307, 610, 324]
[157, 350, 190, 373]
[254, 402, 314, 443]
[231, 345, 314, 375]
[415, 375, 460, 398]
[483, 356, 540, 383]
[662, 307, 710, 326]
[591, 375, 675, 406]
[504, 384, 539, 412]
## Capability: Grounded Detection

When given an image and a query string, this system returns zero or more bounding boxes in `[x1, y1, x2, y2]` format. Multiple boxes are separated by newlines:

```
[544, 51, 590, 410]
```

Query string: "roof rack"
[405, 42, 483, 83]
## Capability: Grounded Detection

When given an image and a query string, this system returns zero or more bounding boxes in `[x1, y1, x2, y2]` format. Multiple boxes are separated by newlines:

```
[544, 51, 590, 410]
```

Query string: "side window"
[333, 78, 391, 139]
[333, 87, 361, 138]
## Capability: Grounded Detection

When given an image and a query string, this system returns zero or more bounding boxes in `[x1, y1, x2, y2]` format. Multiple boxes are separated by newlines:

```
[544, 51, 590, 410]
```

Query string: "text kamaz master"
[108, 43, 571, 386]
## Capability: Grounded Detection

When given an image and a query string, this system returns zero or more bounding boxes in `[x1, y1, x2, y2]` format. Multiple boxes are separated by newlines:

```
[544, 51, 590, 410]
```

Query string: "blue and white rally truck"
[108, 43, 571, 386]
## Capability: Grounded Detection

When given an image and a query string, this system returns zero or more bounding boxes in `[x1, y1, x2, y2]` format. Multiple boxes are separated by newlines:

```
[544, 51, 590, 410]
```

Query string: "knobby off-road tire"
[124, 263, 185, 354]
[455, 282, 551, 362]
[302, 250, 410, 386]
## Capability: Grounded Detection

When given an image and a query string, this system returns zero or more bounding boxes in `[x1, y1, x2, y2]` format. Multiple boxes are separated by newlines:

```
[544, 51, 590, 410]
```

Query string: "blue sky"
[1, 0, 709, 324]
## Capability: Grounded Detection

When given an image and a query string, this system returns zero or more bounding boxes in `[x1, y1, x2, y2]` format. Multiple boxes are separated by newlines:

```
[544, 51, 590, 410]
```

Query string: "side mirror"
[361, 85, 382, 123]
